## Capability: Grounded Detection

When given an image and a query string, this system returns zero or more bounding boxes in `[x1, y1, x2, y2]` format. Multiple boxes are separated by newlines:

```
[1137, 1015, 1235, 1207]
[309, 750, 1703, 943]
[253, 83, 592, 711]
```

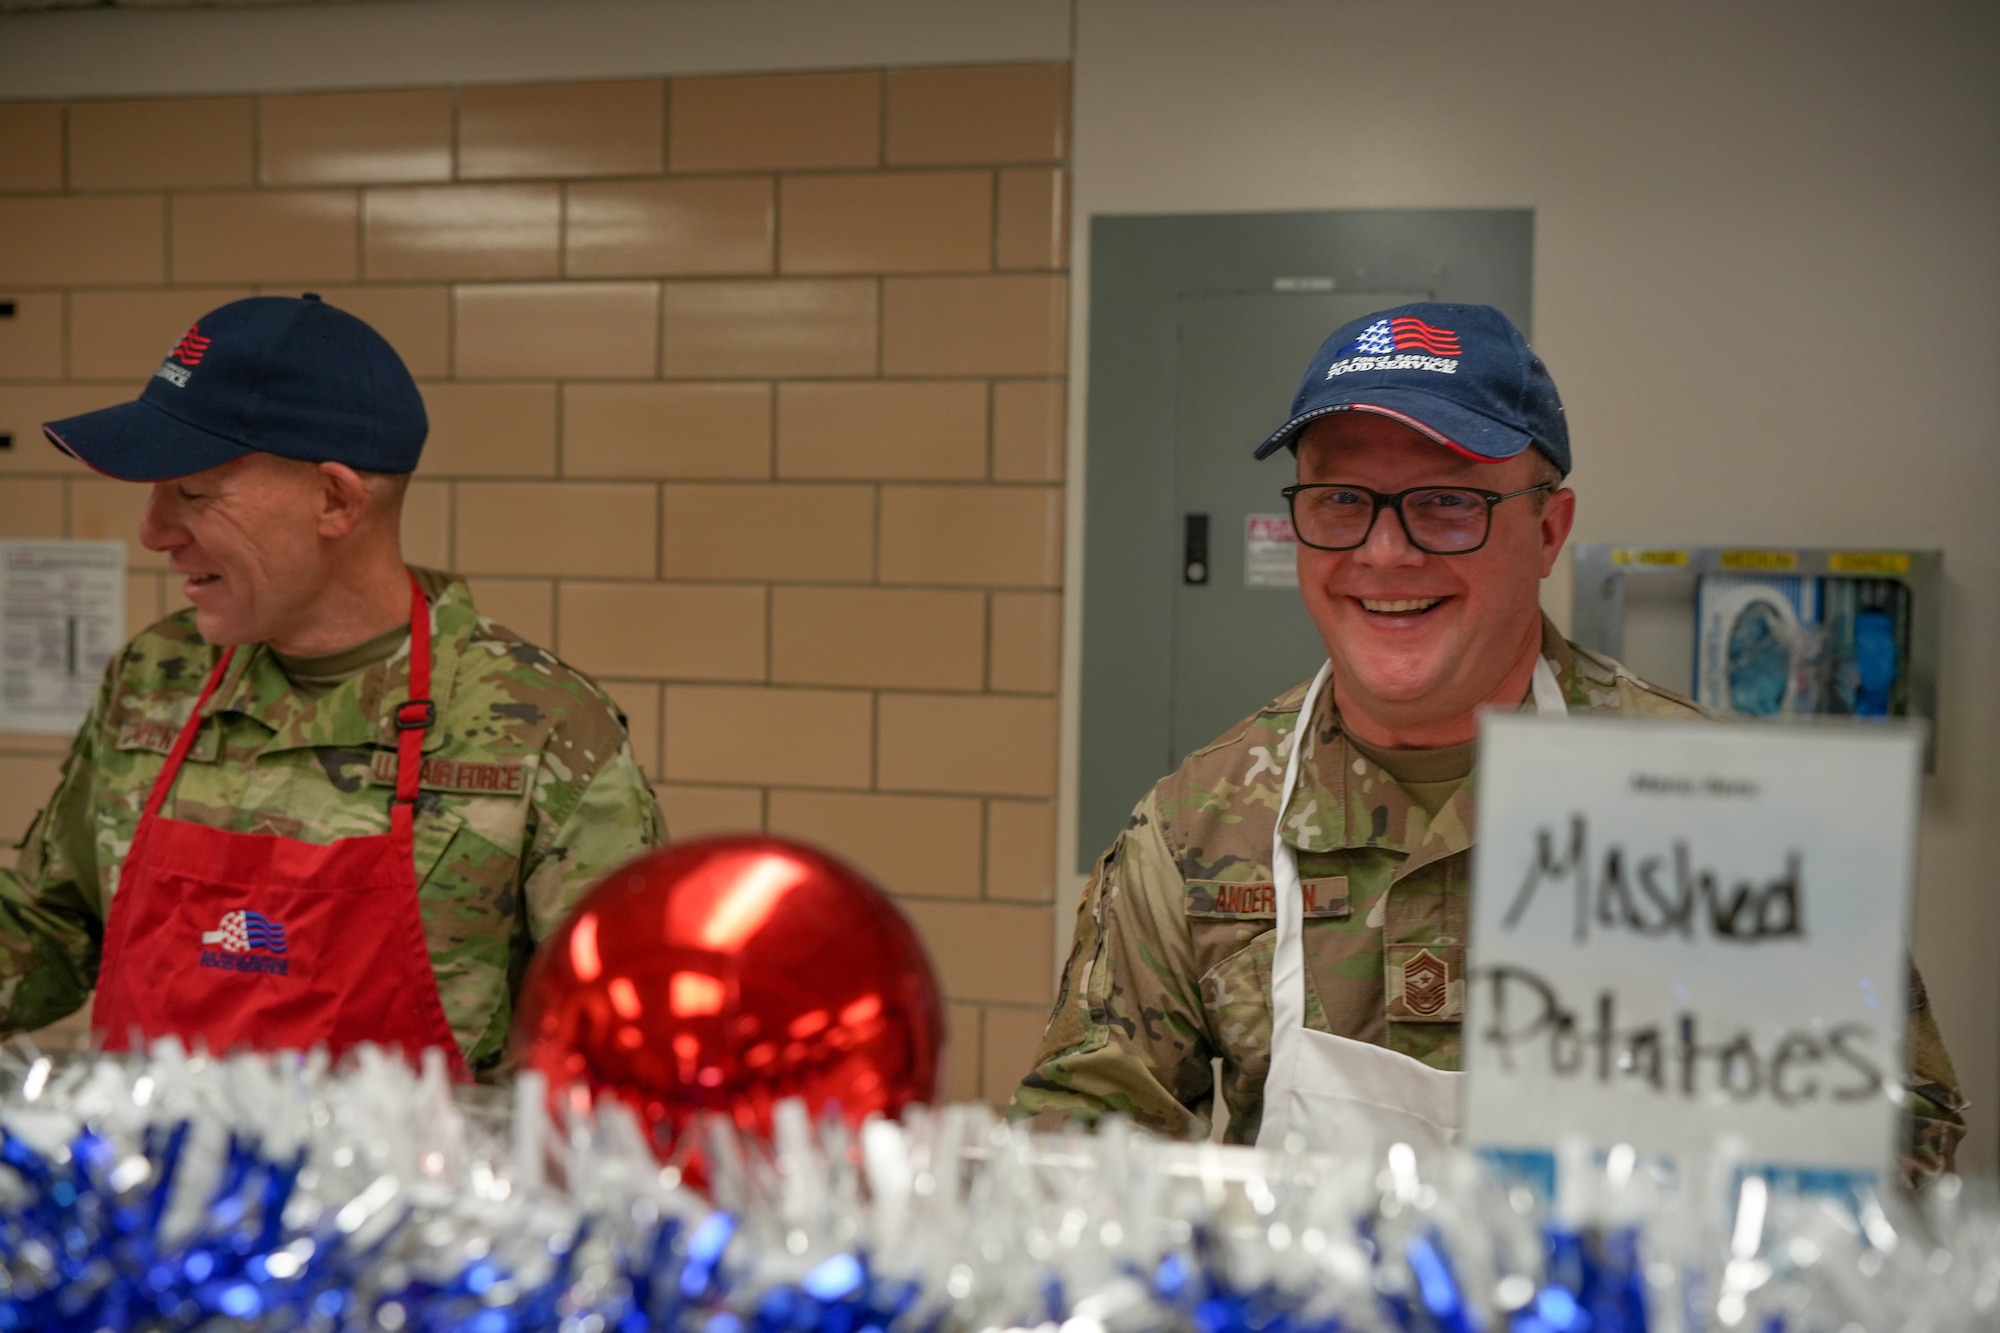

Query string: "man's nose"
[1351, 500, 1424, 567]
[136, 484, 185, 552]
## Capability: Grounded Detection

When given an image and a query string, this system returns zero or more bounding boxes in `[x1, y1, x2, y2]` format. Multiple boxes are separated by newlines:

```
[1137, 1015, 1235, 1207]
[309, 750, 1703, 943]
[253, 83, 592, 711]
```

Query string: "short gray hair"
[1525, 447, 1565, 510]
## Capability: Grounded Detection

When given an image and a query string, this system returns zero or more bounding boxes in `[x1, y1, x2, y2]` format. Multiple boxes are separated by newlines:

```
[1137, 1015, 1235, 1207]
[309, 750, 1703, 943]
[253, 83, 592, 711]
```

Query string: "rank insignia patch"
[1385, 942, 1462, 1022]
[1402, 948, 1450, 1017]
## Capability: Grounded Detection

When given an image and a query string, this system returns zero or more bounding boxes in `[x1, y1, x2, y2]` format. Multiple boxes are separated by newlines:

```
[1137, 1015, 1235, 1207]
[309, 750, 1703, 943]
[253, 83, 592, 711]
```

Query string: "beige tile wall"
[0, 63, 1069, 1108]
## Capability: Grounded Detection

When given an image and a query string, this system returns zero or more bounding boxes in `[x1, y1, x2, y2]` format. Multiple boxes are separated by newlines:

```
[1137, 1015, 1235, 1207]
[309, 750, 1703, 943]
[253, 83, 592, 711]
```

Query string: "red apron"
[92, 573, 472, 1081]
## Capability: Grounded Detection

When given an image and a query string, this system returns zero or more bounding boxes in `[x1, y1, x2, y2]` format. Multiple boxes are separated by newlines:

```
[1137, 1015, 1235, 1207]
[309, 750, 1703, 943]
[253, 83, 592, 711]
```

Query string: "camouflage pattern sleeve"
[521, 731, 665, 941]
[0, 667, 112, 1034]
[1900, 962, 1967, 1189]
[1007, 791, 1217, 1139]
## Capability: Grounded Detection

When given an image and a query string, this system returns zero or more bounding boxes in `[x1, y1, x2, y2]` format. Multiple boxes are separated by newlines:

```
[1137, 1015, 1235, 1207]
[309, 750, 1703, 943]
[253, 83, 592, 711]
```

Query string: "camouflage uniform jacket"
[0, 570, 665, 1077]
[1011, 618, 1968, 1185]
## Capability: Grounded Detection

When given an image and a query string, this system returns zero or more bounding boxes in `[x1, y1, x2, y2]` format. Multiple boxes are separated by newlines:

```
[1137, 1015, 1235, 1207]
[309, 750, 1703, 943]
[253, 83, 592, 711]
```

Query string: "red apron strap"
[391, 572, 434, 830]
[139, 646, 237, 822]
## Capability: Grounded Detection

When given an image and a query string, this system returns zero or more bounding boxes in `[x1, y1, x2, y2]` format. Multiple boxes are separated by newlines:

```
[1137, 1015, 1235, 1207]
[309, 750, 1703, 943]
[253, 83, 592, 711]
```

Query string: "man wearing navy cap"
[1010, 303, 1966, 1184]
[0, 295, 664, 1079]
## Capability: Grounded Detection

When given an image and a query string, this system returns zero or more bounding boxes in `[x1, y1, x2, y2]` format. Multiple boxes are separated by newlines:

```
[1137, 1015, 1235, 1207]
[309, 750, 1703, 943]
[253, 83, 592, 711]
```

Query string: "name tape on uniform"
[116, 718, 181, 753]
[1463, 714, 1922, 1189]
[1186, 876, 1350, 919]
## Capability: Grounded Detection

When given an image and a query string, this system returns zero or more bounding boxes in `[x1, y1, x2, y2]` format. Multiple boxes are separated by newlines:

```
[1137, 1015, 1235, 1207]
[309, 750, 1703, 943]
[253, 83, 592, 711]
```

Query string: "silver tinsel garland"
[0, 1040, 1993, 1333]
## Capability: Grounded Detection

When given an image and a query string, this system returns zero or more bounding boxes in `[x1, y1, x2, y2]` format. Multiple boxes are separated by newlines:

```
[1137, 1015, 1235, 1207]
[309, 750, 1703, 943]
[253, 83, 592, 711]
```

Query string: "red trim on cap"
[40, 425, 123, 479]
[1342, 403, 1506, 463]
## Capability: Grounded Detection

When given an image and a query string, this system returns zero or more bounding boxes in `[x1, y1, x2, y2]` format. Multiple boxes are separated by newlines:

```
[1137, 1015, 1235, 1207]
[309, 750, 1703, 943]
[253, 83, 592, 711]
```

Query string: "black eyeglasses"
[1280, 482, 1554, 555]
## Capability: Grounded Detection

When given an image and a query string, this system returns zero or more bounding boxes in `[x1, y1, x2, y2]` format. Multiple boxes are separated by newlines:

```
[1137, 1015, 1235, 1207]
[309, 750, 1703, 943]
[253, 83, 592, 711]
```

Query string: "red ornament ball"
[513, 835, 946, 1153]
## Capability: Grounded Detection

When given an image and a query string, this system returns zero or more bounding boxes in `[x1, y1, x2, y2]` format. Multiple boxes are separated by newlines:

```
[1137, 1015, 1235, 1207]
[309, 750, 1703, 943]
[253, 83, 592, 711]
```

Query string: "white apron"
[1255, 656, 1569, 1154]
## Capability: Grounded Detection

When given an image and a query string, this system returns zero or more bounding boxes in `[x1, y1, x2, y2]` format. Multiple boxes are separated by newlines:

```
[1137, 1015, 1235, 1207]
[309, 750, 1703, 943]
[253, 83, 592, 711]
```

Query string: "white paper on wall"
[0, 541, 126, 735]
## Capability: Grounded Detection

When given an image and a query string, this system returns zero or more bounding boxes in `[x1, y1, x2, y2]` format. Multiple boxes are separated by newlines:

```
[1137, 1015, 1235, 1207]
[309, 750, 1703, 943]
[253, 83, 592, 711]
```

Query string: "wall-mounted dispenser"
[1570, 544, 1941, 761]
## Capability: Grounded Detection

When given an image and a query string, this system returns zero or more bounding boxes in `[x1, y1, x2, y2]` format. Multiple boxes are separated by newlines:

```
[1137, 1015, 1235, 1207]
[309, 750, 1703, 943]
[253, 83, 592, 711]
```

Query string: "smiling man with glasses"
[1010, 302, 1966, 1186]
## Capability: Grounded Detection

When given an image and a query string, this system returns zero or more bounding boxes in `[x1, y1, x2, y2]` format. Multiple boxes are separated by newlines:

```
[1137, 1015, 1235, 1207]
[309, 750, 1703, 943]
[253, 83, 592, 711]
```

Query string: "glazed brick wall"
[0, 64, 1071, 1106]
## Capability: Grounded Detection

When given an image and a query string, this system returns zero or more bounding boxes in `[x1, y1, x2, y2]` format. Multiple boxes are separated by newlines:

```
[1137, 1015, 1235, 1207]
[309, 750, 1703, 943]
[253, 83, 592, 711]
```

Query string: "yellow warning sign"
[1828, 551, 1912, 575]
[1611, 548, 1688, 568]
[1720, 549, 1799, 572]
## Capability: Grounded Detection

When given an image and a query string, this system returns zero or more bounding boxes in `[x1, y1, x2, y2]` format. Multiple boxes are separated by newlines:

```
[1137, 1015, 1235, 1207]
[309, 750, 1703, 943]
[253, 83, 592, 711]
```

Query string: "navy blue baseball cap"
[1252, 302, 1569, 475]
[43, 294, 427, 481]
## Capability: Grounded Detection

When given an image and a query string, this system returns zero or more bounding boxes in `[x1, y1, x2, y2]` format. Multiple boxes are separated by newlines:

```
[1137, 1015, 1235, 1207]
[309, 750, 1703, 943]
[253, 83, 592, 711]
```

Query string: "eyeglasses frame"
[1278, 481, 1557, 555]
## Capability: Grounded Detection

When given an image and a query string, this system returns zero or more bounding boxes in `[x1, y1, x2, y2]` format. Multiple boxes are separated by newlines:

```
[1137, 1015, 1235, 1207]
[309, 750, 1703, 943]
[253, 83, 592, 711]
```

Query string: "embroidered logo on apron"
[198, 909, 291, 976]
[1400, 947, 1450, 1018]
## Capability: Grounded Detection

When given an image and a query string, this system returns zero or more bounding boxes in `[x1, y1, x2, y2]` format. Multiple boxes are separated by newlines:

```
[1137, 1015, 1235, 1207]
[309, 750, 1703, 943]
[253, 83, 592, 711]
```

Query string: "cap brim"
[43, 398, 257, 481]
[1253, 386, 1537, 465]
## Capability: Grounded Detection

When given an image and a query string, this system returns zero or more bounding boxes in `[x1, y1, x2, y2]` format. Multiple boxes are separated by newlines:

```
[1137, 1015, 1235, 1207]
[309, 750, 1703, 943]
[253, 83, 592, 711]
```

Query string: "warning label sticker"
[1244, 514, 1298, 589]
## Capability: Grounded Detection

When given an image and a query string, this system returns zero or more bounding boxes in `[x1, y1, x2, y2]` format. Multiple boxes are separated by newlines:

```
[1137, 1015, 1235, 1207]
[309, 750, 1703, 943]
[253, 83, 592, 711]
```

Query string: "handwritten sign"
[1463, 715, 1922, 1187]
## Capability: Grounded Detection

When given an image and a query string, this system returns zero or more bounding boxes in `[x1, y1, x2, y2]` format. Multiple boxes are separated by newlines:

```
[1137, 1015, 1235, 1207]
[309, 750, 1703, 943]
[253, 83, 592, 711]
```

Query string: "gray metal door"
[1168, 291, 1427, 760]
[1078, 210, 1533, 870]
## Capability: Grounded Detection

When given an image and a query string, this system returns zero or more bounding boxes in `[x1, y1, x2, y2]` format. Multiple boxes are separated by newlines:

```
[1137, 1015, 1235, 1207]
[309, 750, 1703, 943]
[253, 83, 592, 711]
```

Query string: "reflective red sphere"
[513, 835, 945, 1154]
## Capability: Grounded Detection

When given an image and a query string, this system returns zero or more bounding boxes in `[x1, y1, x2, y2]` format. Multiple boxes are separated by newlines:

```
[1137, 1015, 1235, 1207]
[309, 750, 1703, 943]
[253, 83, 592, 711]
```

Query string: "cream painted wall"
[1058, 0, 2000, 1169]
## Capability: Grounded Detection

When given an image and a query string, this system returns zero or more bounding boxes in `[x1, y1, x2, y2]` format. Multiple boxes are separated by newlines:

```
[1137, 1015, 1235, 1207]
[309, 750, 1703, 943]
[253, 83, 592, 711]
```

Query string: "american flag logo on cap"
[1343, 316, 1463, 358]
[170, 324, 212, 367]
[200, 909, 288, 955]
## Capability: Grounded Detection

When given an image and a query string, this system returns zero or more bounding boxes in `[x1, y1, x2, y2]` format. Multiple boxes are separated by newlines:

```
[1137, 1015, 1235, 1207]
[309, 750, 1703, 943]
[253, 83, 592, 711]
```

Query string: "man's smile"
[1356, 596, 1447, 616]
[173, 564, 223, 593]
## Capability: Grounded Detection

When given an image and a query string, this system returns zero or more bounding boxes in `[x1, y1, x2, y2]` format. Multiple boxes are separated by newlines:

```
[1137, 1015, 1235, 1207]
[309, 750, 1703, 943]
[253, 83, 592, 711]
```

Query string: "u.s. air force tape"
[367, 752, 528, 796]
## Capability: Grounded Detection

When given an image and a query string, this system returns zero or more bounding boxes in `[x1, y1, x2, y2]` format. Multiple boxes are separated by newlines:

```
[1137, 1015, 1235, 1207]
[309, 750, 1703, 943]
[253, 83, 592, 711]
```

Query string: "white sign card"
[0, 541, 126, 734]
[1244, 514, 1298, 588]
[1463, 714, 1922, 1187]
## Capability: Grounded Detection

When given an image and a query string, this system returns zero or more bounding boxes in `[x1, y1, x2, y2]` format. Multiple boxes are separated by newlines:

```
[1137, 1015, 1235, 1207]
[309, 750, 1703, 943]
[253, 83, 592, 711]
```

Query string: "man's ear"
[315, 462, 372, 540]
[1537, 486, 1577, 578]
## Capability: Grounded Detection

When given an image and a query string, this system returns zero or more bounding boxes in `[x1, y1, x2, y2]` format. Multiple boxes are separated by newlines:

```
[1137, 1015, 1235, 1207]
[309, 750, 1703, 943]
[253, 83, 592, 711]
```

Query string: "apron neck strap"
[390, 571, 435, 814]
[1530, 655, 1570, 716]
[140, 645, 238, 822]
[144, 575, 437, 825]
[1269, 661, 1335, 1049]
